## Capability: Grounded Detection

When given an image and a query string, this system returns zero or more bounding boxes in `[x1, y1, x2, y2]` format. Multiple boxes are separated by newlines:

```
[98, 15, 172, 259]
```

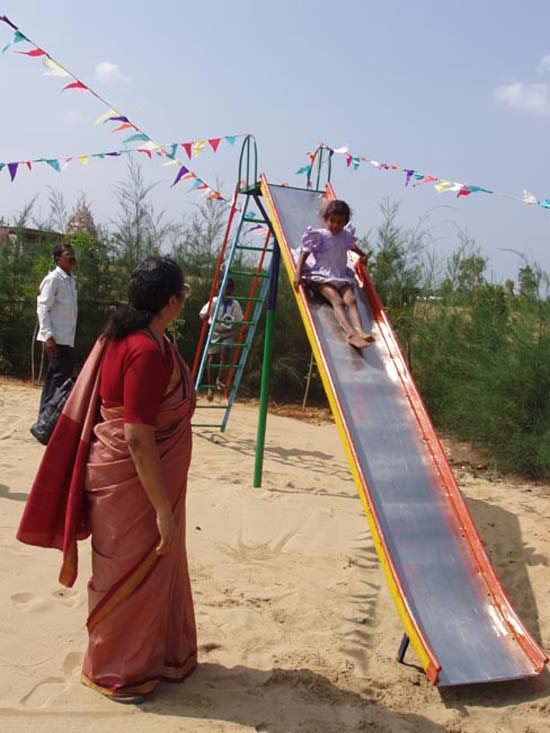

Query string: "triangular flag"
[522, 189, 537, 205]
[113, 122, 138, 133]
[345, 154, 352, 168]
[193, 140, 207, 157]
[456, 187, 472, 198]
[196, 183, 208, 190]
[62, 157, 73, 170]
[190, 178, 202, 190]
[208, 138, 221, 153]
[123, 133, 150, 144]
[171, 165, 190, 187]
[45, 159, 61, 172]
[538, 199, 550, 209]
[8, 162, 18, 181]
[23, 161, 32, 171]
[435, 180, 452, 193]
[78, 156, 89, 166]
[62, 80, 88, 92]
[2, 29, 26, 53]
[413, 175, 438, 187]
[181, 142, 193, 159]
[208, 191, 223, 200]
[225, 135, 237, 146]
[138, 149, 152, 158]
[17, 47, 47, 57]
[106, 115, 130, 124]
[182, 172, 196, 180]
[295, 165, 311, 175]
[0, 163, 5, 172]
[404, 169, 415, 187]
[42, 57, 70, 77]
[333, 145, 349, 154]
[94, 107, 118, 125]
[351, 155, 361, 171]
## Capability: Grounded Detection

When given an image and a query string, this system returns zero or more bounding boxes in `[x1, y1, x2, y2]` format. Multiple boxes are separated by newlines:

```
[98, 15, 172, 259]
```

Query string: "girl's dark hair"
[322, 199, 351, 223]
[104, 257, 184, 341]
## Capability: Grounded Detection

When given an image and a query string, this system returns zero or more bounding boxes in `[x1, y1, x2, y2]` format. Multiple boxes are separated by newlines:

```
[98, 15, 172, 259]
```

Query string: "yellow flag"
[193, 140, 207, 157]
[94, 108, 118, 126]
[435, 180, 451, 192]
[79, 156, 90, 166]
[42, 58, 70, 77]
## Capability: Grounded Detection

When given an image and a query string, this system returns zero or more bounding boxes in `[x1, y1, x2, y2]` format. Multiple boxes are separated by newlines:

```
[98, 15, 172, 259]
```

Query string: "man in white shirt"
[199, 278, 244, 400]
[36, 243, 78, 416]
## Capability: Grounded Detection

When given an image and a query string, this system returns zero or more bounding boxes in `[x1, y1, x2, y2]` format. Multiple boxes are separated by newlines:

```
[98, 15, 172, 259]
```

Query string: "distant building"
[65, 199, 97, 237]
[0, 223, 63, 246]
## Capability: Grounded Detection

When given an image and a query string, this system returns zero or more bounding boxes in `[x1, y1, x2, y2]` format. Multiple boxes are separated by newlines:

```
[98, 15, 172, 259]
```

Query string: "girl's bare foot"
[356, 329, 375, 343]
[206, 389, 214, 402]
[347, 333, 367, 349]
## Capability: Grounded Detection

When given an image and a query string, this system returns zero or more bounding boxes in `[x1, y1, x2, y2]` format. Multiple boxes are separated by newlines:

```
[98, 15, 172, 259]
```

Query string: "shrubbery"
[2, 168, 550, 477]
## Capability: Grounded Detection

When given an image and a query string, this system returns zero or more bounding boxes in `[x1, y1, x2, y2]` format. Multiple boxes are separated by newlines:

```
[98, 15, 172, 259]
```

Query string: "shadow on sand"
[143, 661, 447, 733]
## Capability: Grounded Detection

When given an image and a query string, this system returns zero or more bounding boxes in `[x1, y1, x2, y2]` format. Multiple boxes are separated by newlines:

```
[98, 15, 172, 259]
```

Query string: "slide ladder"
[193, 192, 272, 431]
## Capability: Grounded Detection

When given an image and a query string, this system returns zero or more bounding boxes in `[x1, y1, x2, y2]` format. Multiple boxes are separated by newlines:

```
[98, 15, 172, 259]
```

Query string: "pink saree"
[18, 336, 197, 699]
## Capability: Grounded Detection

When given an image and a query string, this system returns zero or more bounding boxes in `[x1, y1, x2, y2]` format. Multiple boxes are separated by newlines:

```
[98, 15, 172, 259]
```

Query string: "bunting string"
[0, 15, 233, 201]
[0, 135, 243, 185]
[297, 143, 550, 212]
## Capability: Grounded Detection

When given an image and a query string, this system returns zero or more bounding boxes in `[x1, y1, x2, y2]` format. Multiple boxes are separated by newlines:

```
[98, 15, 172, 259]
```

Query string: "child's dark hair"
[322, 200, 351, 223]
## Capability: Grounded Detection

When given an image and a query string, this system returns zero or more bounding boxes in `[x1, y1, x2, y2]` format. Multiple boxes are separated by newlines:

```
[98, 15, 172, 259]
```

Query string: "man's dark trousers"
[38, 345, 74, 416]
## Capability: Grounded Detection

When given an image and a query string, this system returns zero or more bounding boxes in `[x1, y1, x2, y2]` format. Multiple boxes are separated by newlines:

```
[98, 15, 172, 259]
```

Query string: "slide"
[260, 176, 548, 686]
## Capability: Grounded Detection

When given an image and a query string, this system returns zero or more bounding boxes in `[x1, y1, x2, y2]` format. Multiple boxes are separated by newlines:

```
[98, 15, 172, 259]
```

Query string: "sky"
[1, 0, 550, 283]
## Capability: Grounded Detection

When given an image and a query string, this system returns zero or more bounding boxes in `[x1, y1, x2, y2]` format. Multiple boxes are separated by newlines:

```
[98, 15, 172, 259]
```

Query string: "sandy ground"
[1, 378, 550, 733]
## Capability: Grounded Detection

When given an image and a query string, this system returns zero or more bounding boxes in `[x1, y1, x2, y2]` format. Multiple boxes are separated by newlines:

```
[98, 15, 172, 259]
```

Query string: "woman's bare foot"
[206, 388, 214, 402]
[216, 378, 226, 391]
[347, 333, 367, 349]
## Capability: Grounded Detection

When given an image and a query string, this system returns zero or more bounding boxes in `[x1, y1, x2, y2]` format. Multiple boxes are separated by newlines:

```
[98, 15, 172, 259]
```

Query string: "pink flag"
[208, 138, 221, 153]
[61, 81, 88, 93]
[17, 47, 47, 57]
[181, 142, 193, 159]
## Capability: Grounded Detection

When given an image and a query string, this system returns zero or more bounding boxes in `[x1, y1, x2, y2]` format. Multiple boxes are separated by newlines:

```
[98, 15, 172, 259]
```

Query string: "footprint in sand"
[10, 592, 53, 613]
[20, 651, 83, 707]
[62, 651, 83, 678]
[52, 587, 82, 608]
[19, 676, 68, 707]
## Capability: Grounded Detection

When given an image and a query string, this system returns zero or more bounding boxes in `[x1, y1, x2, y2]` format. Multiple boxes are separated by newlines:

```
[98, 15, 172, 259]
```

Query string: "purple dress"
[299, 225, 356, 287]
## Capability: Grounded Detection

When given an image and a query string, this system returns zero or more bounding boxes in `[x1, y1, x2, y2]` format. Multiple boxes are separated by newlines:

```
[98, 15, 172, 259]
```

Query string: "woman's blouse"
[100, 332, 173, 426]
[299, 225, 356, 286]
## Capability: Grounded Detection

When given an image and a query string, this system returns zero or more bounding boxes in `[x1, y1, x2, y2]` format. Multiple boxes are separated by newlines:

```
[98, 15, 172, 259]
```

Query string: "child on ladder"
[199, 278, 244, 401]
[293, 199, 375, 350]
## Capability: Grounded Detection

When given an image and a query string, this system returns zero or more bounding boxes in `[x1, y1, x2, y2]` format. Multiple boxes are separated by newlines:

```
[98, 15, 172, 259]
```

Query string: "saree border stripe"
[80, 654, 197, 697]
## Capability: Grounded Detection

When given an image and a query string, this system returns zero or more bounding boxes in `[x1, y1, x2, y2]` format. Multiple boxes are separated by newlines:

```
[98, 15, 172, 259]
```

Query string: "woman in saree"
[18, 257, 196, 704]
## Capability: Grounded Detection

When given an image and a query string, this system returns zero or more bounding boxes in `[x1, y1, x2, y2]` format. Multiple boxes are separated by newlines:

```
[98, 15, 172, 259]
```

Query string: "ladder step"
[192, 423, 224, 428]
[207, 363, 243, 369]
[195, 405, 227, 409]
[212, 342, 245, 348]
[232, 296, 264, 302]
[244, 216, 268, 223]
[229, 269, 269, 279]
[220, 319, 257, 326]
[235, 244, 274, 252]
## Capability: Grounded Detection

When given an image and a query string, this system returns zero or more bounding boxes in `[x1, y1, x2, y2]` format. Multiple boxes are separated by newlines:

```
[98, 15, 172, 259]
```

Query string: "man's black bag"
[30, 377, 74, 445]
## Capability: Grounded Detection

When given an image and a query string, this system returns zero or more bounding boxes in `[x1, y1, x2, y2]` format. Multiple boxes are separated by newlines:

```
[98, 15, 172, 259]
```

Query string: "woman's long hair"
[104, 257, 184, 341]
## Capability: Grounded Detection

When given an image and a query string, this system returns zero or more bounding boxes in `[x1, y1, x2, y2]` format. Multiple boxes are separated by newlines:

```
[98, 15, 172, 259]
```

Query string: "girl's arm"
[293, 251, 309, 289]
[351, 243, 368, 263]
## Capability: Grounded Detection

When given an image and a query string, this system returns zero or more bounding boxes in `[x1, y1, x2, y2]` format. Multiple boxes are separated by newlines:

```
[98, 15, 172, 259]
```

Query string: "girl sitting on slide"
[293, 199, 375, 349]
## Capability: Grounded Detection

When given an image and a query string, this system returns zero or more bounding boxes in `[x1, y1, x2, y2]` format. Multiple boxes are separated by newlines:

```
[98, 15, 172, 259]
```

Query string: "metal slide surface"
[261, 178, 548, 686]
